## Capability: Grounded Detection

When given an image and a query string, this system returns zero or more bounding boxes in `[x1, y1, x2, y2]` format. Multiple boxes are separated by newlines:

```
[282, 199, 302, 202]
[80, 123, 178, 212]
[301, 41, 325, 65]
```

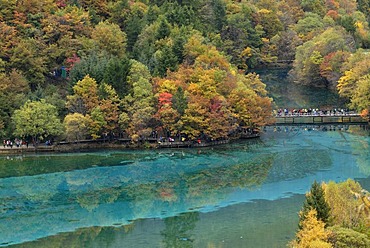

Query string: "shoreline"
[0, 134, 261, 155]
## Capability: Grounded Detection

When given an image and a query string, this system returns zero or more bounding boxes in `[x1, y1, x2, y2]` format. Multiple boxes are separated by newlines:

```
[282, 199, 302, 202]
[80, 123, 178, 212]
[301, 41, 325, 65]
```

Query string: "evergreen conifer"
[299, 180, 331, 229]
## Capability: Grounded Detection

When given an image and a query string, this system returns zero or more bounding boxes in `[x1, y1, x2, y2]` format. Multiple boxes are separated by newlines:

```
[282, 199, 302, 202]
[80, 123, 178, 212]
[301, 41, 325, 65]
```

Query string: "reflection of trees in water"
[0, 153, 139, 178]
[11, 176, 63, 203]
[355, 142, 370, 176]
[0, 154, 103, 178]
[157, 181, 179, 202]
[161, 212, 199, 248]
[185, 156, 274, 206]
[76, 188, 121, 211]
[13, 224, 136, 248]
[8, 142, 334, 213]
[265, 125, 356, 137]
[346, 125, 370, 136]
[346, 126, 370, 176]
[267, 150, 331, 182]
[65, 170, 125, 211]
[70, 156, 274, 211]
[125, 182, 161, 218]
[17, 199, 197, 248]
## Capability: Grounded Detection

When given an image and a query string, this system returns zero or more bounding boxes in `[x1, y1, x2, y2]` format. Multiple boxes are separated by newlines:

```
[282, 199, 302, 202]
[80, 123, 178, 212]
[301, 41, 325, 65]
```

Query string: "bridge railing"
[274, 112, 360, 117]
[273, 112, 368, 125]
[273, 108, 360, 117]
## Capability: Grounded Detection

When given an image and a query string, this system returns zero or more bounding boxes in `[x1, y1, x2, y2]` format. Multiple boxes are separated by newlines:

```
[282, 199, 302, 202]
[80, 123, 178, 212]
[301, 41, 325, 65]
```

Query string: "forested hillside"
[0, 0, 369, 143]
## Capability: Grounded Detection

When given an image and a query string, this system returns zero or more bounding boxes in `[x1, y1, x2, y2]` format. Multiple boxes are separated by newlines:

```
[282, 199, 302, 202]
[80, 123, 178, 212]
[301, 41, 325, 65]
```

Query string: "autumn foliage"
[0, 0, 369, 141]
[291, 180, 370, 247]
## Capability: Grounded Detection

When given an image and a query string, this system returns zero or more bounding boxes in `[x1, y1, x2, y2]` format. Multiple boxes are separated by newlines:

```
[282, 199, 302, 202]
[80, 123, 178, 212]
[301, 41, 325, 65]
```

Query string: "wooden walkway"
[158, 139, 230, 148]
[274, 114, 368, 125]
[0, 145, 55, 154]
[157, 133, 260, 148]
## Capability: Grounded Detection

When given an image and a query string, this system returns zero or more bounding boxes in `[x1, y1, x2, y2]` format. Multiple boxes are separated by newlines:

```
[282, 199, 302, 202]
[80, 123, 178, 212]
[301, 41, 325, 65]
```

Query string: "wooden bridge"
[274, 114, 368, 125]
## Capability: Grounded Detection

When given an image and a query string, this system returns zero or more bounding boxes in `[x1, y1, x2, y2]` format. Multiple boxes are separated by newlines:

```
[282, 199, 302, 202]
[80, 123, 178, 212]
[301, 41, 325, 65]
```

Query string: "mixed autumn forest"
[1, 1, 370, 247]
[0, 0, 370, 143]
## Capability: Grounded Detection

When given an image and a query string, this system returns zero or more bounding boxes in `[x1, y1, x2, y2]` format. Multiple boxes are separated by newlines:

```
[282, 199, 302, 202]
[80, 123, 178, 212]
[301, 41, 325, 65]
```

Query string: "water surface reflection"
[10, 196, 305, 248]
[1, 125, 369, 247]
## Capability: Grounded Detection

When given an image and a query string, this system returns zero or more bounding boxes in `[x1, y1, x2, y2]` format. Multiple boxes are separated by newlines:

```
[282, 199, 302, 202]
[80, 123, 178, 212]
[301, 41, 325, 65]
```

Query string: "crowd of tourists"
[274, 108, 355, 117]
[2, 139, 28, 148]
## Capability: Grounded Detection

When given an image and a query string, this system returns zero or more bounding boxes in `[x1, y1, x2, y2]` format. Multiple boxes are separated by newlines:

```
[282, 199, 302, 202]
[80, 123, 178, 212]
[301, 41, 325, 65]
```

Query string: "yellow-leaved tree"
[153, 33, 273, 140]
[63, 113, 89, 141]
[290, 209, 332, 248]
[324, 179, 366, 228]
[337, 51, 370, 117]
[65, 75, 108, 140]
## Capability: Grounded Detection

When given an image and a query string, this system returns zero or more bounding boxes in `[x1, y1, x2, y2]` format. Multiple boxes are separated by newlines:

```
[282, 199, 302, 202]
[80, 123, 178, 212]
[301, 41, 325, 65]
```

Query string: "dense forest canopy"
[0, 0, 369, 142]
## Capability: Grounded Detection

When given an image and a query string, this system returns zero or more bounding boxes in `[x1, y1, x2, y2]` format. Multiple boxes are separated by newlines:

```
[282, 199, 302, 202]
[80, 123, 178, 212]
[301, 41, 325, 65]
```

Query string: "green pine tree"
[173, 86, 187, 116]
[156, 18, 171, 40]
[299, 180, 331, 229]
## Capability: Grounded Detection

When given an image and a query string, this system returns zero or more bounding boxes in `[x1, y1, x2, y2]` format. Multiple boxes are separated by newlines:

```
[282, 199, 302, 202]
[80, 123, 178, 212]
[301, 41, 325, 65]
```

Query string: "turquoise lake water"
[1, 69, 369, 247]
[0, 124, 369, 248]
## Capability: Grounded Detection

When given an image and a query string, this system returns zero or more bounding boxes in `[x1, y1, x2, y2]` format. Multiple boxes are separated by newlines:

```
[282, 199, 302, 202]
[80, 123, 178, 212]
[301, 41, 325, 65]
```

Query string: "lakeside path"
[0, 145, 55, 154]
[0, 138, 236, 154]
